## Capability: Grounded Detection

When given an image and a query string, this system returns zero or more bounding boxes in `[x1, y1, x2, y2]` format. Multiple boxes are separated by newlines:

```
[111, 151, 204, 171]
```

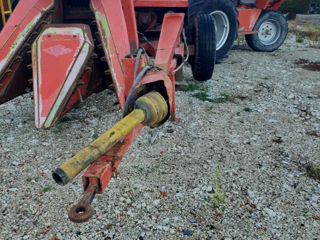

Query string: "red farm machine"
[0, 0, 287, 223]
[0, 0, 217, 223]
[187, 0, 287, 60]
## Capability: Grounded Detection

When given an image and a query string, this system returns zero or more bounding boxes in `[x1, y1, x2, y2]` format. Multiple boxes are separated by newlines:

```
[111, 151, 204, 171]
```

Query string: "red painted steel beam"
[0, 0, 55, 104]
[121, 0, 139, 51]
[237, 8, 261, 32]
[91, 0, 131, 109]
[154, 13, 184, 72]
[82, 126, 143, 193]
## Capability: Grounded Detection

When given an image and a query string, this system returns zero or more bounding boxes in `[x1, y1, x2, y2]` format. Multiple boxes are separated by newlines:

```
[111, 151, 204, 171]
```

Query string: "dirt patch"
[295, 58, 320, 71]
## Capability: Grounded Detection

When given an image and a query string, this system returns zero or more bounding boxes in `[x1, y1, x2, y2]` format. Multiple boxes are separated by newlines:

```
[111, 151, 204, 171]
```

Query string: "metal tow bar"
[68, 183, 97, 223]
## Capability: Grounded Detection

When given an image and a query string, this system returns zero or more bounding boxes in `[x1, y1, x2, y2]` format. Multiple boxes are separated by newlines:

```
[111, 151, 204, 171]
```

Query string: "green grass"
[92, 127, 99, 140]
[27, 177, 39, 182]
[186, 83, 207, 92]
[210, 167, 226, 211]
[42, 186, 52, 193]
[306, 164, 320, 180]
[186, 83, 235, 104]
[296, 35, 304, 43]
[53, 116, 72, 133]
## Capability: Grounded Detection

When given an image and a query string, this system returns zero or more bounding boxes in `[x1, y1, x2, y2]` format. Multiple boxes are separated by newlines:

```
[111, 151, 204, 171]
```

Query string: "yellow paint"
[55, 92, 169, 185]
[0, 0, 12, 26]
[136, 91, 168, 126]
[58, 109, 145, 183]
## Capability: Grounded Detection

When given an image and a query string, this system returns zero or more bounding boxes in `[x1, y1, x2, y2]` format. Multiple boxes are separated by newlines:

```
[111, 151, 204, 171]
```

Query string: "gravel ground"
[0, 34, 319, 239]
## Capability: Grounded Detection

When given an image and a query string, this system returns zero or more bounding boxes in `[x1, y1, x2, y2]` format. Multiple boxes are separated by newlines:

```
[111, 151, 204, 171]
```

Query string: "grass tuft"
[296, 35, 304, 43]
[210, 167, 226, 211]
[185, 83, 235, 104]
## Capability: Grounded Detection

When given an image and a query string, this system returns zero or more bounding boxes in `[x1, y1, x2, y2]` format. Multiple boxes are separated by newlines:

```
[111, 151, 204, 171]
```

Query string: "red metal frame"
[237, 0, 285, 34]
[84, 1, 184, 195]
[0, 0, 55, 104]
[0, 0, 187, 221]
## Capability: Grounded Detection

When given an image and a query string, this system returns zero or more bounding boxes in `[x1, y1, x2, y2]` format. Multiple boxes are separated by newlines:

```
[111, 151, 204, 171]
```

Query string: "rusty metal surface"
[68, 183, 97, 223]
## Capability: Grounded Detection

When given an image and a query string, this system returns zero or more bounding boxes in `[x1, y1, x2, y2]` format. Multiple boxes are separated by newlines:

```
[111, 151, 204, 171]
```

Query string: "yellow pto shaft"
[52, 91, 168, 186]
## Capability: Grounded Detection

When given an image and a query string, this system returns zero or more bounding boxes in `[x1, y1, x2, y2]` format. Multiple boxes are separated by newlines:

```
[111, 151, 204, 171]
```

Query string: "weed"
[59, 116, 71, 123]
[53, 123, 64, 133]
[306, 164, 320, 180]
[243, 107, 252, 112]
[42, 186, 52, 193]
[133, 165, 144, 173]
[212, 93, 235, 103]
[186, 83, 207, 92]
[185, 83, 235, 104]
[192, 91, 212, 102]
[261, 76, 270, 80]
[53, 116, 72, 133]
[296, 35, 304, 43]
[235, 35, 245, 46]
[206, 105, 214, 111]
[210, 167, 226, 210]
[27, 177, 39, 182]
[92, 127, 99, 140]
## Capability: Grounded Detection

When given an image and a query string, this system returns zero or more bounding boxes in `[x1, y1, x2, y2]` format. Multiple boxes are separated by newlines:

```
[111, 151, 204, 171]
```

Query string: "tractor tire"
[11, 0, 20, 9]
[190, 14, 216, 81]
[245, 10, 288, 52]
[188, 0, 238, 61]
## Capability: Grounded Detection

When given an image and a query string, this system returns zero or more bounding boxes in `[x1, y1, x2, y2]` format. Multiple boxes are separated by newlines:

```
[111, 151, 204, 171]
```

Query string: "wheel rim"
[210, 10, 230, 51]
[258, 20, 281, 45]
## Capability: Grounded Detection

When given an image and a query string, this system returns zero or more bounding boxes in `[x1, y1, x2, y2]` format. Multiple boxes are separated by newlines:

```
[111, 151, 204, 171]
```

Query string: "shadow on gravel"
[295, 58, 320, 71]
[232, 44, 252, 51]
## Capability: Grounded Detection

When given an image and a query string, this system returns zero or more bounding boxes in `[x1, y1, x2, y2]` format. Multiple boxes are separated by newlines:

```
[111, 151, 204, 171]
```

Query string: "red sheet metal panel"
[0, 0, 54, 71]
[91, 0, 131, 110]
[121, 0, 139, 51]
[33, 25, 93, 128]
[0, 0, 54, 104]
[154, 13, 184, 71]
[237, 8, 262, 32]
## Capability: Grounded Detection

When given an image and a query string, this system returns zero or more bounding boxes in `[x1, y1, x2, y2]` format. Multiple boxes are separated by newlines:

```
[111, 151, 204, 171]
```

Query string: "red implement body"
[0, 0, 191, 222]
[237, 0, 285, 34]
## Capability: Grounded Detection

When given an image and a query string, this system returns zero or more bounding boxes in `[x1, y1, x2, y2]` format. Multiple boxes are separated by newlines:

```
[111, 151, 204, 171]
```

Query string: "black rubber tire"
[187, 0, 238, 61]
[11, 0, 20, 9]
[190, 14, 216, 81]
[245, 10, 288, 52]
